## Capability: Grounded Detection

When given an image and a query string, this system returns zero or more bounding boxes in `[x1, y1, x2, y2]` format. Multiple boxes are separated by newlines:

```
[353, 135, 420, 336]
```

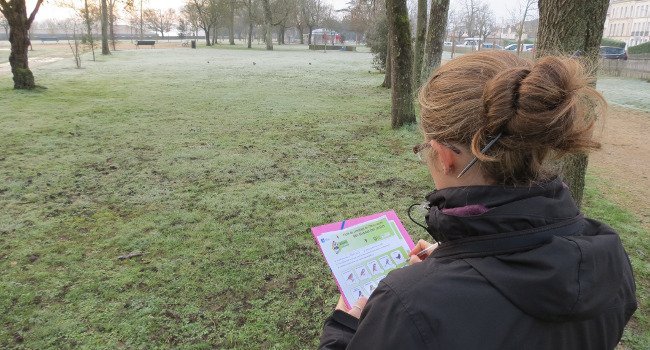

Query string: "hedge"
[601, 38, 626, 48]
[628, 41, 650, 54]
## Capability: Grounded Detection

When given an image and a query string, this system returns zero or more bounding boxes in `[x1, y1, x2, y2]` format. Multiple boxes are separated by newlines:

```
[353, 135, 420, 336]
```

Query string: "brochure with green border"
[311, 210, 415, 307]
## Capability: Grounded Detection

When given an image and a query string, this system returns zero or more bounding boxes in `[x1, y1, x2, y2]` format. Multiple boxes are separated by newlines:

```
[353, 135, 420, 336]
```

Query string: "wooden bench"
[39, 37, 59, 43]
[136, 40, 156, 48]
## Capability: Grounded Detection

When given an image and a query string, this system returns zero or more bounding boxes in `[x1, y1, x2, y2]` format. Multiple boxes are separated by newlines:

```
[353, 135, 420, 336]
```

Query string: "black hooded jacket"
[319, 179, 637, 349]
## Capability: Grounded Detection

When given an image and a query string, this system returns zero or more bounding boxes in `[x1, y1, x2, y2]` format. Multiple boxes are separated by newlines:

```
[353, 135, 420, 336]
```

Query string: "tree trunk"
[204, 26, 211, 46]
[278, 26, 285, 45]
[84, 0, 96, 61]
[382, 42, 391, 88]
[247, 22, 253, 48]
[5, 11, 34, 89]
[229, 0, 235, 45]
[101, 0, 110, 55]
[412, 0, 427, 88]
[109, 2, 116, 51]
[536, 0, 609, 207]
[308, 26, 313, 45]
[262, 0, 273, 50]
[386, 0, 415, 128]
[420, 0, 449, 83]
[298, 25, 304, 44]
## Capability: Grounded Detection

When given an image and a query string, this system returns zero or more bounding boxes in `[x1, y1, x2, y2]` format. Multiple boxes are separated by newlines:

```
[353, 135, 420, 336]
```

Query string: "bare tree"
[508, 0, 536, 55]
[0, 0, 45, 89]
[107, 0, 119, 50]
[188, 0, 219, 46]
[462, 0, 478, 37]
[536, 0, 609, 206]
[63, 18, 83, 68]
[241, 0, 259, 48]
[420, 0, 449, 82]
[261, 0, 273, 49]
[82, 0, 98, 61]
[301, 0, 323, 45]
[386, 0, 416, 128]
[181, 3, 201, 38]
[270, 0, 295, 45]
[447, 7, 464, 57]
[101, 0, 110, 54]
[475, 3, 493, 47]
[227, 0, 236, 44]
[344, 0, 373, 44]
[412, 0, 426, 87]
[144, 8, 176, 38]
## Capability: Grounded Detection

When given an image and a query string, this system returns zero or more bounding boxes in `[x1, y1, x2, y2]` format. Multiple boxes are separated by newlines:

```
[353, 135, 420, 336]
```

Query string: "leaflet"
[311, 210, 415, 308]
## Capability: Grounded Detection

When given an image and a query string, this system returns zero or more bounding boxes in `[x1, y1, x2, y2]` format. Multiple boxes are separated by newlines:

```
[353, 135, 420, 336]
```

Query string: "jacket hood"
[425, 178, 634, 322]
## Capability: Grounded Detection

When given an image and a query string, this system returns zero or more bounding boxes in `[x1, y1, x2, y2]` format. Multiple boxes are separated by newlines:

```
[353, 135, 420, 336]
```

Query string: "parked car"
[504, 43, 534, 52]
[599, 46, 628, 60]
[443, 41, 453, 46]
[481, 43, 502, 50]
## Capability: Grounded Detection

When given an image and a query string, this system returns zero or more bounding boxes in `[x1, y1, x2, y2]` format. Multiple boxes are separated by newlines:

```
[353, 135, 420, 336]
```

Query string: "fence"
[599, 58, 650, 80]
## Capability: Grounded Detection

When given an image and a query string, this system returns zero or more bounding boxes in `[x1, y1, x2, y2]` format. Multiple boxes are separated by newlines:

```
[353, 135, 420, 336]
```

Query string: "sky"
[28, 0, 528, 24]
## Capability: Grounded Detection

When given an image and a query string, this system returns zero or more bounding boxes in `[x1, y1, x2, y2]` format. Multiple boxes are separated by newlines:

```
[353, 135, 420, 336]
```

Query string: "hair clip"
[457, 132, 503, 179]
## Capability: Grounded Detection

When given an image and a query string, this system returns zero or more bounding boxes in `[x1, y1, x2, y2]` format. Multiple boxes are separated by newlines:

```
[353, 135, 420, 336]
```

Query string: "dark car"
[599, 46, 628, 60]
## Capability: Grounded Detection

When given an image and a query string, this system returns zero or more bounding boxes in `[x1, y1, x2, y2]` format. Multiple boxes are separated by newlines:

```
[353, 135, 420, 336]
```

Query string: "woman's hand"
[409, 239, 438, 265]
[335, 295, 368, 319]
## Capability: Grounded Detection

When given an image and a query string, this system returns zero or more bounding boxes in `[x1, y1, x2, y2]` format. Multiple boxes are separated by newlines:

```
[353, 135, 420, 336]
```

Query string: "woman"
[318, 51, 637, 349]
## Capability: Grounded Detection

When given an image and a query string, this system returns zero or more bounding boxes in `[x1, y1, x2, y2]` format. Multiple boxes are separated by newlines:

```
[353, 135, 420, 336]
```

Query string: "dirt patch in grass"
[589, 105, 650, 229]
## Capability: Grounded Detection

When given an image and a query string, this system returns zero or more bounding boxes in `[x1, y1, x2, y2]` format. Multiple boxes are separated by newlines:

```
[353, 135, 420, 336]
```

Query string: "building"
[604, 0, 650, 47]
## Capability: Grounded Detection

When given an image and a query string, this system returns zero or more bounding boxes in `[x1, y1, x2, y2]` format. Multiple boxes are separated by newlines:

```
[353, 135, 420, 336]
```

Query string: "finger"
[409, 255, 422, 265]
[348, 297, 368, 318]
[335, 295, 347, 311]
[409, 239, 433, 256]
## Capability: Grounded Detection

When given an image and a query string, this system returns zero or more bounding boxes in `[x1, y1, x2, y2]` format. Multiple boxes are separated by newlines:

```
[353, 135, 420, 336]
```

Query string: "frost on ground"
[597, 76, 650, 112]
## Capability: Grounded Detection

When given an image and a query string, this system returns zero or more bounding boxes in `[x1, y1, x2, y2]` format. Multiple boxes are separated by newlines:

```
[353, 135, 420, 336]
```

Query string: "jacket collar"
[425, 177, 579, 242]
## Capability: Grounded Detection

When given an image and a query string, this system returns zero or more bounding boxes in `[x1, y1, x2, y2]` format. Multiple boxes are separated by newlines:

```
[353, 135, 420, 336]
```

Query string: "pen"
[414, 243, 438, 259]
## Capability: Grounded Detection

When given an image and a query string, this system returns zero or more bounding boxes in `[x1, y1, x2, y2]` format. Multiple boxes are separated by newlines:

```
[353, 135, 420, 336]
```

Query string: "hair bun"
[481, 67, 532, 135]
[477, 56, 602, 158]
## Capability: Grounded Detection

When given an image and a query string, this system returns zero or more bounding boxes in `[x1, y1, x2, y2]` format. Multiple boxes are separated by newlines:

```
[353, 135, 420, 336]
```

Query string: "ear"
[429, 140, 457, 174]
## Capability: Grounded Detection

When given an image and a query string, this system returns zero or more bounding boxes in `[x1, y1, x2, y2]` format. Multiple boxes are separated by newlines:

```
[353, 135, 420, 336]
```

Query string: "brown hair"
[418, 51, 605, 185]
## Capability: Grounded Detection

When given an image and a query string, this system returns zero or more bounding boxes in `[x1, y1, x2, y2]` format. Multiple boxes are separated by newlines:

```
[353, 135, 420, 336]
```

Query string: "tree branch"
[0, 0, 10, 16]
[28, 0, 45, 25]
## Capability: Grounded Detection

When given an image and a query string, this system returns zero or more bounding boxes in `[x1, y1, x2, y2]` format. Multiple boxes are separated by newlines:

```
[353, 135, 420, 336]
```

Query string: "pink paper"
[311, 210, 415, 308]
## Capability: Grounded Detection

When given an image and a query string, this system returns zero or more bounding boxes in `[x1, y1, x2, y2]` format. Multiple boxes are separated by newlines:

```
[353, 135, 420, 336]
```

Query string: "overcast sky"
[29, 0, 533, 24]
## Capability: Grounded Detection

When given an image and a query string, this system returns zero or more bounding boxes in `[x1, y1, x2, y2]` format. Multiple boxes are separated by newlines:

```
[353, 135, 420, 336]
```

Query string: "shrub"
[601, 38, 626, 48]
[628, 41, 650, 54]
[366, 15, 388, 71]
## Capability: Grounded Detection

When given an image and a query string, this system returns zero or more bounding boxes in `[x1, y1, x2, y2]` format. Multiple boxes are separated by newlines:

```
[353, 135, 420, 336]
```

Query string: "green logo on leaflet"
[332, 240, 349, 254]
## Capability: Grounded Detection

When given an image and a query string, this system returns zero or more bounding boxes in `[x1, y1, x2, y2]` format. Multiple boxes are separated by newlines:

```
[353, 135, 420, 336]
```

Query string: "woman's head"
[418, 51, 604, 186]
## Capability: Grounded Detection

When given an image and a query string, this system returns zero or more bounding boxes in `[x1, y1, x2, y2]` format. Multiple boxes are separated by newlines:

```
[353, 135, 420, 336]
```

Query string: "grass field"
[1, 44, 648, 349]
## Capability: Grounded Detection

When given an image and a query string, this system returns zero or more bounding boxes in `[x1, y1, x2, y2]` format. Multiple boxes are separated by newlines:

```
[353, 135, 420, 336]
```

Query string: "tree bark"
[84, 0, 96, 61]
[109, 0, 116, 51]
[1, 0, 44, 89]
[386, 0, 416, 128]
[412, 0, 427, 88]
[228, 0, 235, 45]
[101, 0, 110, 55]
[308, 26, 313, 45]
[278, 26, 285, 44]
[420, 0, 449, 83]
[262, 0, 273, 50]
[536, 0, 609, 207]
[381, 45, 391, 88]
[204, 25, 211, 46]
[247, 22, 253, 48]
[298, 25, 304, 44]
